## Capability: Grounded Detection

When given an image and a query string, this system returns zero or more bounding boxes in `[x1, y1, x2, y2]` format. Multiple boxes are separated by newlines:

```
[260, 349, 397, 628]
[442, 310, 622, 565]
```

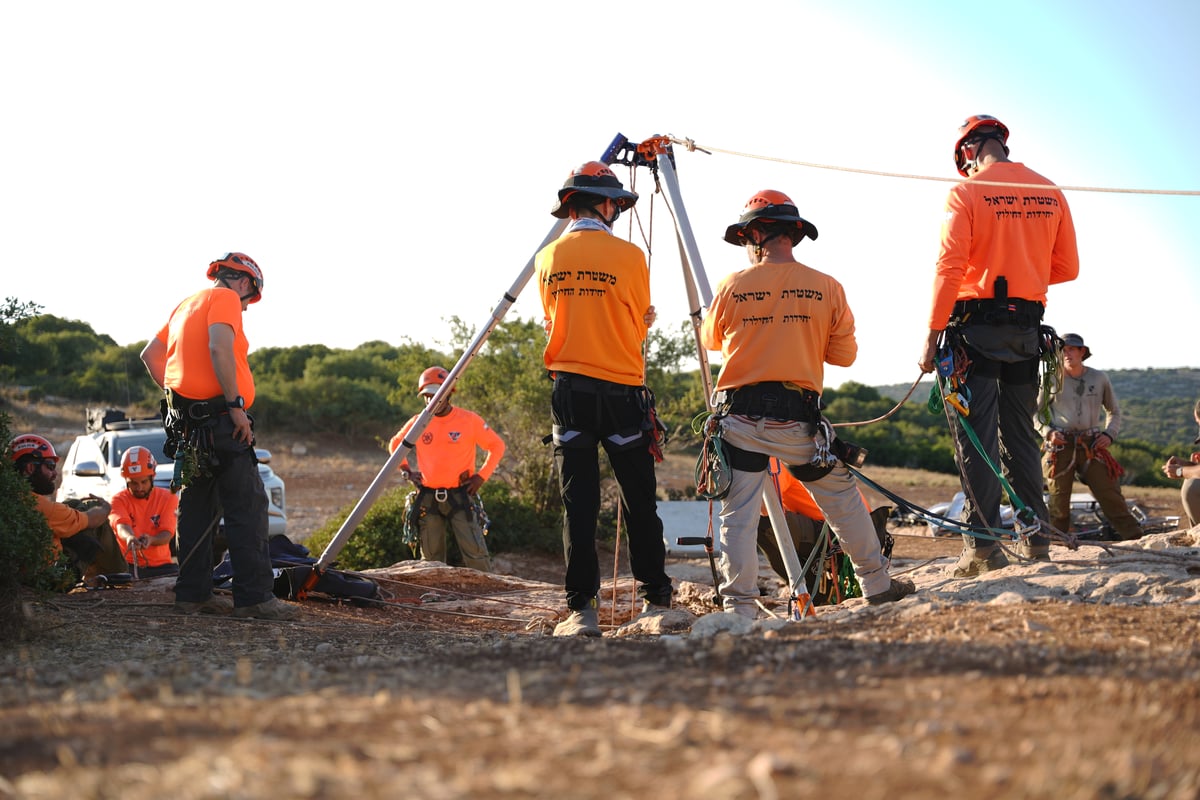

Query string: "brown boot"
[951, 546, 1009, 578]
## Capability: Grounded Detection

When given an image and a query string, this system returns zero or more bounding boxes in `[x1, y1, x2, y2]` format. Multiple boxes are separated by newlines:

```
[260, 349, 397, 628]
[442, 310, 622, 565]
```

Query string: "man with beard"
[9, 434, 125, 579]
[109, 445, 180, 576]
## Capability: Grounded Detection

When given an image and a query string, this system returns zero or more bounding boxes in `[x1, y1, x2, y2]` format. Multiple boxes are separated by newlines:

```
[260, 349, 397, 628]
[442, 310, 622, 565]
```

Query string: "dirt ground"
[3, 432, 1200, 799]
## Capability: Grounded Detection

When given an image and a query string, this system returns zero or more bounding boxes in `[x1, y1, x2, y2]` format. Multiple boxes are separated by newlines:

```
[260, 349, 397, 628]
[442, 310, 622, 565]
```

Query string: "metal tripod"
[314, 133, 814, 621]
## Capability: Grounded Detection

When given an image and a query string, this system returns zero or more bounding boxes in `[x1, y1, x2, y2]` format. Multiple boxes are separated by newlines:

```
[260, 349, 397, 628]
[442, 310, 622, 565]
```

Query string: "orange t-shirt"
[34, 493, 89, 549]
[535, 228, 651, 386]
[389, 407, 505, 489]
[109, 488, 178, 567]
[700, 260, 857, 392]
[156, 287, 256, 407]
[928, 161, 1080, 330]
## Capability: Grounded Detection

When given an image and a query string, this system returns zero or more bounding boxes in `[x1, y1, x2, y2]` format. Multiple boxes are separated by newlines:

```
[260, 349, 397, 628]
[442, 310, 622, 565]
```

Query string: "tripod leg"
[316, 134, 631, 571]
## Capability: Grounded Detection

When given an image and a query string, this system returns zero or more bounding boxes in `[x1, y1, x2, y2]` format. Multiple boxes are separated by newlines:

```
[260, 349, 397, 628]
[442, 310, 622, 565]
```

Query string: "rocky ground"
[3, 428, 1200, 799]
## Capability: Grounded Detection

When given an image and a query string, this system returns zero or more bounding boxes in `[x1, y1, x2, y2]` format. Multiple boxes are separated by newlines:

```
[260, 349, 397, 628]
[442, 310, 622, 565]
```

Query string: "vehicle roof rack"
[86, 407, 161, 433]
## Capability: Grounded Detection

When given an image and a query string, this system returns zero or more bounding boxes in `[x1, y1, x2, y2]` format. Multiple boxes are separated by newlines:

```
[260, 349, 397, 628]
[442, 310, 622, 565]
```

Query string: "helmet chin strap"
[748, 227, 788, 261]
[595, 202, 621, 228]
[962, 132, 1008, 175]
[218, 275, 259, 303]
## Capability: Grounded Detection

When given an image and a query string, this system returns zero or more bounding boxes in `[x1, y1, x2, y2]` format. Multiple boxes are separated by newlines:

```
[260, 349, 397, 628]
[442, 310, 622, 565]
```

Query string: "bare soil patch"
[4, 408, 1200, 799]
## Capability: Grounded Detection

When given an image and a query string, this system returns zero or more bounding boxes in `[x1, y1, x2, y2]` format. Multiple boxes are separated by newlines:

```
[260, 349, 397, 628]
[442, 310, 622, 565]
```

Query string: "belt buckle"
[434, 488, 449, 502]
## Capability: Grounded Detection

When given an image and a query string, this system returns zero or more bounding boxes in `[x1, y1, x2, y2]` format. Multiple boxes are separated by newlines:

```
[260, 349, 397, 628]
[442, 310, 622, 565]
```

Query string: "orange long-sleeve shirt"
[535, 228, 651, 386]
[700, 260, 857, 392]
[928, 161, 1079, 330]
[156, 287, 256, 406]
[388, 407, 505, 489]
[109, 488, 178, 567]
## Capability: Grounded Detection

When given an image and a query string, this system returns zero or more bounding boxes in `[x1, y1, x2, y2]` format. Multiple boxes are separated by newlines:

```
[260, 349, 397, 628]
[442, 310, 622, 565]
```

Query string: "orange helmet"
[417, 366, 450, 396]
[550, 161, 639, 219]
[206, 252, 264, 303]
[953, 114, 1010, 177]
[724, 190, 818, 246]
[9, 434, 57, 465]
[120, 445, 157, 480]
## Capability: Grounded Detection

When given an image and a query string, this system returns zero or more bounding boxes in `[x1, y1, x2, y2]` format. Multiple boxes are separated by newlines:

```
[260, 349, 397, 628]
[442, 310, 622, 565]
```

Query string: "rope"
[832, 373, 925, 428]
[360, 573, 559, 614]
[667, 135, 1200, 197]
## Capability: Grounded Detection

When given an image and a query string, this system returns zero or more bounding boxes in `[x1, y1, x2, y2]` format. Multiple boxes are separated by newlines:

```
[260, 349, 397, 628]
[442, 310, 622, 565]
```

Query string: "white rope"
[668, 135, 1200, 197]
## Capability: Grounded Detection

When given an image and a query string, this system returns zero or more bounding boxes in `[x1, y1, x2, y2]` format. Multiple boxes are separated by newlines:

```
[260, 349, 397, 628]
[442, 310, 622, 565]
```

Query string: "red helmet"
[550, 161, 639, 219]
[953, 114, 1010, 177]
[120, 445, 157, 480]
[9, 434, 57, 465]
[206, 252, 264, 303]
[417, 366, 449, 396]
[724, 190, 818, 246]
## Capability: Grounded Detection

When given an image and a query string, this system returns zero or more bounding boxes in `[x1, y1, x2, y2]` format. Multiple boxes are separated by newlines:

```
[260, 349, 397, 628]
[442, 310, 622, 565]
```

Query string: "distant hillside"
[876, 368, 1200, 449]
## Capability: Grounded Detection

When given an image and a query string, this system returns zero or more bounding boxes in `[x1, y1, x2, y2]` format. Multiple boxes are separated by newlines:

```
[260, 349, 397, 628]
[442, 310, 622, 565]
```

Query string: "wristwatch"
[226, 395, 245, 409]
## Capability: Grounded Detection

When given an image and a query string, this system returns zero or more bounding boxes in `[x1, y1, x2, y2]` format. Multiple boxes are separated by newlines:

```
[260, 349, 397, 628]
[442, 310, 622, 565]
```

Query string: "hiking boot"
[174, 595, 234, 616]
[866, 577, 916, 605]
[554, 603, 601, 637]
[1018, 542, 1052, 561]
[232, 597, 300, 621]
[639, 599, 671, 617]
[951, 546, 1010, 578]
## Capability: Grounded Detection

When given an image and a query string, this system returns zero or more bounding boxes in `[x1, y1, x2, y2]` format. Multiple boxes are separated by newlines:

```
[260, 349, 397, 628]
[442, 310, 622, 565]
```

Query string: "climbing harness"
[160, 389, 227, 491]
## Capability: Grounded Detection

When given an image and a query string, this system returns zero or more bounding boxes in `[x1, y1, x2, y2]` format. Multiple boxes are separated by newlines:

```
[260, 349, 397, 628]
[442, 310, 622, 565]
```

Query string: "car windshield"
[112, 430, 171, 467]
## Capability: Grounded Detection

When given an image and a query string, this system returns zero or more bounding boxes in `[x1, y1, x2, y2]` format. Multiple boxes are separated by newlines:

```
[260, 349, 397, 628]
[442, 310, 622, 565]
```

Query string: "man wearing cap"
[1040, 334, 1141, 541]
[535, 161, 674, 637]
[388, 366, 505, 572]
[918, 115, 1080, 575]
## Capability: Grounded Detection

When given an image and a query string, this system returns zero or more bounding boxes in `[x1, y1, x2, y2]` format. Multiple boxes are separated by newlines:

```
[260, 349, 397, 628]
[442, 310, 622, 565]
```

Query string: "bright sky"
[4, 0, 1197, 388]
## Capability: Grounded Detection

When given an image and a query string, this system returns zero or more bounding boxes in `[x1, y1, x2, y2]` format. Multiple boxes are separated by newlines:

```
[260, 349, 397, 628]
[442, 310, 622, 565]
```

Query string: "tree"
[0, 297, 43, 375]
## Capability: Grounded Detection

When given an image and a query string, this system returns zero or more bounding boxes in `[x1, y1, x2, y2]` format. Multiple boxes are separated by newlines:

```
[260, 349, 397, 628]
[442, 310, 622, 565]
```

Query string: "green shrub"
[302, 481, 564, 572]
[0, 413, 71, 639]
[476, 482, 562, 555]
[303, 486, 416, 572]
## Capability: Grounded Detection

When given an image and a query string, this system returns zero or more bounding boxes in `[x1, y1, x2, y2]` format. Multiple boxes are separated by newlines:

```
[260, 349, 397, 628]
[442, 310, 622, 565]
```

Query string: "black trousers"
[551, 375, 672, 610]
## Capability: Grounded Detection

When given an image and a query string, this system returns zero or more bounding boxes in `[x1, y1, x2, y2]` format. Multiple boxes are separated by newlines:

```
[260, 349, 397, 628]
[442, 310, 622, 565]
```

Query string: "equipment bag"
[211, 536, 381, 604]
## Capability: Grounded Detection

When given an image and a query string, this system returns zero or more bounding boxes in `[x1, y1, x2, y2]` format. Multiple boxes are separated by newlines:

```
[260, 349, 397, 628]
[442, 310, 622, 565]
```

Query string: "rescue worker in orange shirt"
[141, 252, 297, 620]
[700, 190, 913, 618]
[535, 161, 673, 637]
[109, 445, 179, 577]
[917, 115, 1080, 576]
[389, 366, 505, 572]
[9, 434, 125, 579]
